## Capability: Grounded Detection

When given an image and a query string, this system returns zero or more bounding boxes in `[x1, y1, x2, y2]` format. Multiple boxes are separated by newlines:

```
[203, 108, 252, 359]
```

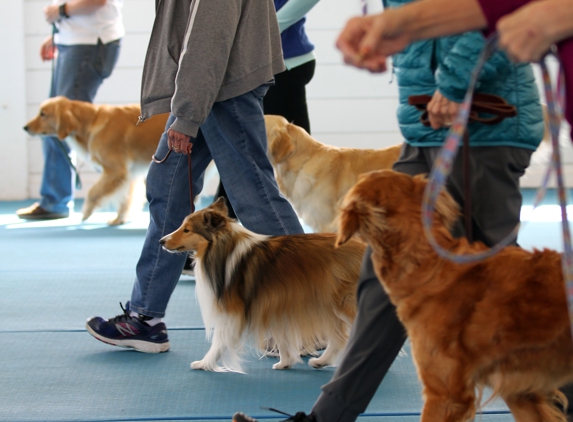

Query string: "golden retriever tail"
[502, 390, 568, 422]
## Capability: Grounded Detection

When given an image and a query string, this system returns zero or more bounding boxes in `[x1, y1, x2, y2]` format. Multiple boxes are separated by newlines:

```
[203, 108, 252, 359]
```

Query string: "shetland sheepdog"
[159, 197, 365, 373]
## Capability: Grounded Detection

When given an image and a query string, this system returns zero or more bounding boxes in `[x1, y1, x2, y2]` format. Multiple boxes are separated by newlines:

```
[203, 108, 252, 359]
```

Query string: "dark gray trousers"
[311, 144, 533, 422]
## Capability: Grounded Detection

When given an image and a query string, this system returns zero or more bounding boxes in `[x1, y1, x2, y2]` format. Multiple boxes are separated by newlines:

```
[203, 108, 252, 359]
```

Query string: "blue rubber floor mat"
[0, 330, 509, 422]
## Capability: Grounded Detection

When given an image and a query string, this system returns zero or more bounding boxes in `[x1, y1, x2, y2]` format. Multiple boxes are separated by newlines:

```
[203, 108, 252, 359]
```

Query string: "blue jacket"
[275, 0, 314, 59]
[386, 0, 544, 150]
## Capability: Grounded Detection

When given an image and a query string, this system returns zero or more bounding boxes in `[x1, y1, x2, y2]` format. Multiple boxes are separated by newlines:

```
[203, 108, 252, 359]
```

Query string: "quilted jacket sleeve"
[436, 32, 510, 102]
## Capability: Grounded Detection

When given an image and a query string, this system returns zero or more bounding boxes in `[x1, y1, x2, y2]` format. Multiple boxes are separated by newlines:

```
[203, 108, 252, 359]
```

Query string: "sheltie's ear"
[203, 210, 227, 232]
[211, 196, 229, 216]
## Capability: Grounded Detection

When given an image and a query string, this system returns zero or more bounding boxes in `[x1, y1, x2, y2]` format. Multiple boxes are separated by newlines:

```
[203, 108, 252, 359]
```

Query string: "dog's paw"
[108, 216, 127, 226]
[308, 357, 328, 369]
[272, 362, 292, 370]
[191, 360, 206, 370]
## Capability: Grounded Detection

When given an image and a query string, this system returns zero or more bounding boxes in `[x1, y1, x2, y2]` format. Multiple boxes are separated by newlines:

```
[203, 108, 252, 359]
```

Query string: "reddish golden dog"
[336, 169, 573, 422]
[24, 96, 168, 225]
[160, 197, 365, 373]
[264, 115, 402, 232]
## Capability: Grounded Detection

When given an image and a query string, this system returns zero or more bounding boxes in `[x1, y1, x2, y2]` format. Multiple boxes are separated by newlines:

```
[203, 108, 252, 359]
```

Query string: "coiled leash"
[151, 140, 195, 214]
[422, 34, 573, 335]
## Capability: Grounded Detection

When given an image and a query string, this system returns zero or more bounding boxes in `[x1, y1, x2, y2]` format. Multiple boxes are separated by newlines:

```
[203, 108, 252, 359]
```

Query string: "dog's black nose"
[23, 126, 29, 132]
[159, 238, 165, 245]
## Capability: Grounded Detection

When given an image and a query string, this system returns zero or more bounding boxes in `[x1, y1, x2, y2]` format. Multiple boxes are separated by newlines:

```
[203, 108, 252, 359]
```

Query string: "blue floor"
[2, 189, 567, 422]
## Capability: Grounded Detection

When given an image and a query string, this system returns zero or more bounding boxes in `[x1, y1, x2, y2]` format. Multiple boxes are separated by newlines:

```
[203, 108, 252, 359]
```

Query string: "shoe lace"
[108, 302, 134, 324]
[261, 408, 312, 422]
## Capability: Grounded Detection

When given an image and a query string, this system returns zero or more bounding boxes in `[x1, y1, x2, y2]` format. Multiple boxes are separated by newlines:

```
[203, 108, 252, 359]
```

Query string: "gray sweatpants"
[311, 144, 533, 422]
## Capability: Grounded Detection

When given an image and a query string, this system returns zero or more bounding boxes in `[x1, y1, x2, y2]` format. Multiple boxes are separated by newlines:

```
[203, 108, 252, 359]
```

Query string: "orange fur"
[264, 115, 402, 233]
[337, 169, 573, 422]
[160, 198, 365, 372]
[24, 96, 168, 225]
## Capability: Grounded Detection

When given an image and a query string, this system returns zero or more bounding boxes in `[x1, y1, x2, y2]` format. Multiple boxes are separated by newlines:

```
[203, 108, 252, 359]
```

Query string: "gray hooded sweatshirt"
[140, 0, 285, 137]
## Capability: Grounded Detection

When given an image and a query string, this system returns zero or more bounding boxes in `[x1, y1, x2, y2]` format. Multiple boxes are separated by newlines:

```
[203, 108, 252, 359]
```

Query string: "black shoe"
[182, 255, 195, 277]
[16, 202, 69, 220]
[233, 410, 315, 422]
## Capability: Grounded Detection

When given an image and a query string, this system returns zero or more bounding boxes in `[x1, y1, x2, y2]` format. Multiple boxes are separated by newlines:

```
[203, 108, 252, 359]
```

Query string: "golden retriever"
[336, 169, 573, 422]
[264, 115, 402, 233]
[24, 96, 169, 225]
[159, 197, 365, 373]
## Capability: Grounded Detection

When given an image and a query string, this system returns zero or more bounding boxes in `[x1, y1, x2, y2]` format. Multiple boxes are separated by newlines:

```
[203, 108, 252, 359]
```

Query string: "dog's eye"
[183, 228, 190, 233]
[40, 111, 45, 117]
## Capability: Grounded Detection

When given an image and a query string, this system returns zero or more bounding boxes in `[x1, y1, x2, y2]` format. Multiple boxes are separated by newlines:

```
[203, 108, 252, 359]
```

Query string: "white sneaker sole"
[86, 325, 170, 353]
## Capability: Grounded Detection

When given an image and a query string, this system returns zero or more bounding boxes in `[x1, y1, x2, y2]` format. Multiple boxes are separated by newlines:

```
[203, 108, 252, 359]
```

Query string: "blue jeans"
[40, 39, 121, 213]
[130, 85, 304, 318]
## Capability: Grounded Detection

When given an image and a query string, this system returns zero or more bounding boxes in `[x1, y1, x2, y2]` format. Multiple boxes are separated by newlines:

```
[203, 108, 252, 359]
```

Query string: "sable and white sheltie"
[159, 197, 365, 373]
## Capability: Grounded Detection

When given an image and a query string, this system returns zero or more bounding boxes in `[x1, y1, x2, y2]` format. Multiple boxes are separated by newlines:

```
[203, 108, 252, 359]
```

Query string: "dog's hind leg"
[273, 347, 299, 370]
[308, 340, 342, 369]
[108, 178, 141, 225]
[505, 391, 567, 422]
[82, 168, 128, 224]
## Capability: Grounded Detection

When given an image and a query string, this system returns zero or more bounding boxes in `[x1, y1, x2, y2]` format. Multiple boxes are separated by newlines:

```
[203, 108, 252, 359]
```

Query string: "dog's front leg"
[191, 322, 244, 373]
[191, 341, 223, 372]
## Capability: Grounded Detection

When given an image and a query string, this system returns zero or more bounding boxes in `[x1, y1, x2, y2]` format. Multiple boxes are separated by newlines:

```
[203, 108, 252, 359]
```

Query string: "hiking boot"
[86, 302, 170, 353]
[233, 410, 316, 422]
[16, 202, 69, 220]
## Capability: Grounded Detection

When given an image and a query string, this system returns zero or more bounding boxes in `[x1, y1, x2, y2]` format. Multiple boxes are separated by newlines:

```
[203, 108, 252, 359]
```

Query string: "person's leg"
[309, 144, 430, 422]
[214, 61, 316, 224]
[130, 121, 214, 317]
[263, 60, 316, 134]
[201, 85, 304, 236]
[35, 41, 121, 214]
[310, 248, 407, 422]
[427, 146, 531, 246]
[86, 116, 213, 352]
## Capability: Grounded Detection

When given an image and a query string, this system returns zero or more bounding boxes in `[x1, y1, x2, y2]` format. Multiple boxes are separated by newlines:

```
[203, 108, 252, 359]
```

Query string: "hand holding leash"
[167, 129, 193, 154]
[427, 91, 461, 129]
[152, 128, 195, 214]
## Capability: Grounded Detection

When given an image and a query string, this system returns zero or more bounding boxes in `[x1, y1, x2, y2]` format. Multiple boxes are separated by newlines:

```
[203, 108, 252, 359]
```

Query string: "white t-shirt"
[52, 0, 125, 45]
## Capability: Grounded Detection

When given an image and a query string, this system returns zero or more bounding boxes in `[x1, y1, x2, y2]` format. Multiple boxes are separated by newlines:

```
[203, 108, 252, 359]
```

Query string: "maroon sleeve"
[476, 0, 531, 35]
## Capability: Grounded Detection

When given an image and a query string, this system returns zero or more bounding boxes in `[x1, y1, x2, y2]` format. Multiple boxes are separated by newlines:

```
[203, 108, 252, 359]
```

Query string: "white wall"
[0, 0, 568, 200]
[0, 0, 28, 199]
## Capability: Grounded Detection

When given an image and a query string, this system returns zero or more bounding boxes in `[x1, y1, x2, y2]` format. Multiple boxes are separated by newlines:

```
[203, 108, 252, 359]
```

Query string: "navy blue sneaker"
[86, 302, 170, 353]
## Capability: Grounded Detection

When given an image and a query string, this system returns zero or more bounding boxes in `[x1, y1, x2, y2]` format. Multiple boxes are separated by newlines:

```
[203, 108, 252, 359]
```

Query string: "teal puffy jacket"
[386, 0, 544, 150]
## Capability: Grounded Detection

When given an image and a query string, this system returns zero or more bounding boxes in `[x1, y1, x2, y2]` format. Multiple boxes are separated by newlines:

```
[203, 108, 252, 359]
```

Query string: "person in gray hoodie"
[85, 0, 304, 352]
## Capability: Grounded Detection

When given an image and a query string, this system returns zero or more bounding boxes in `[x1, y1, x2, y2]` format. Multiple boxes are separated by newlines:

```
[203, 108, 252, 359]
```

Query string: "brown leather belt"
[407, 93, 517, 243]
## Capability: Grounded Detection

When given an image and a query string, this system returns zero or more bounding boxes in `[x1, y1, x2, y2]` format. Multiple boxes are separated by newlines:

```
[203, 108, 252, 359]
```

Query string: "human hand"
[427, 91, 461, 130]
[44, 4, 61, 24]
[40, 36, 57, 61]
[336, 10, 411, 73]
[167, 129, 193, 154]
[497, 1, 558, 63]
